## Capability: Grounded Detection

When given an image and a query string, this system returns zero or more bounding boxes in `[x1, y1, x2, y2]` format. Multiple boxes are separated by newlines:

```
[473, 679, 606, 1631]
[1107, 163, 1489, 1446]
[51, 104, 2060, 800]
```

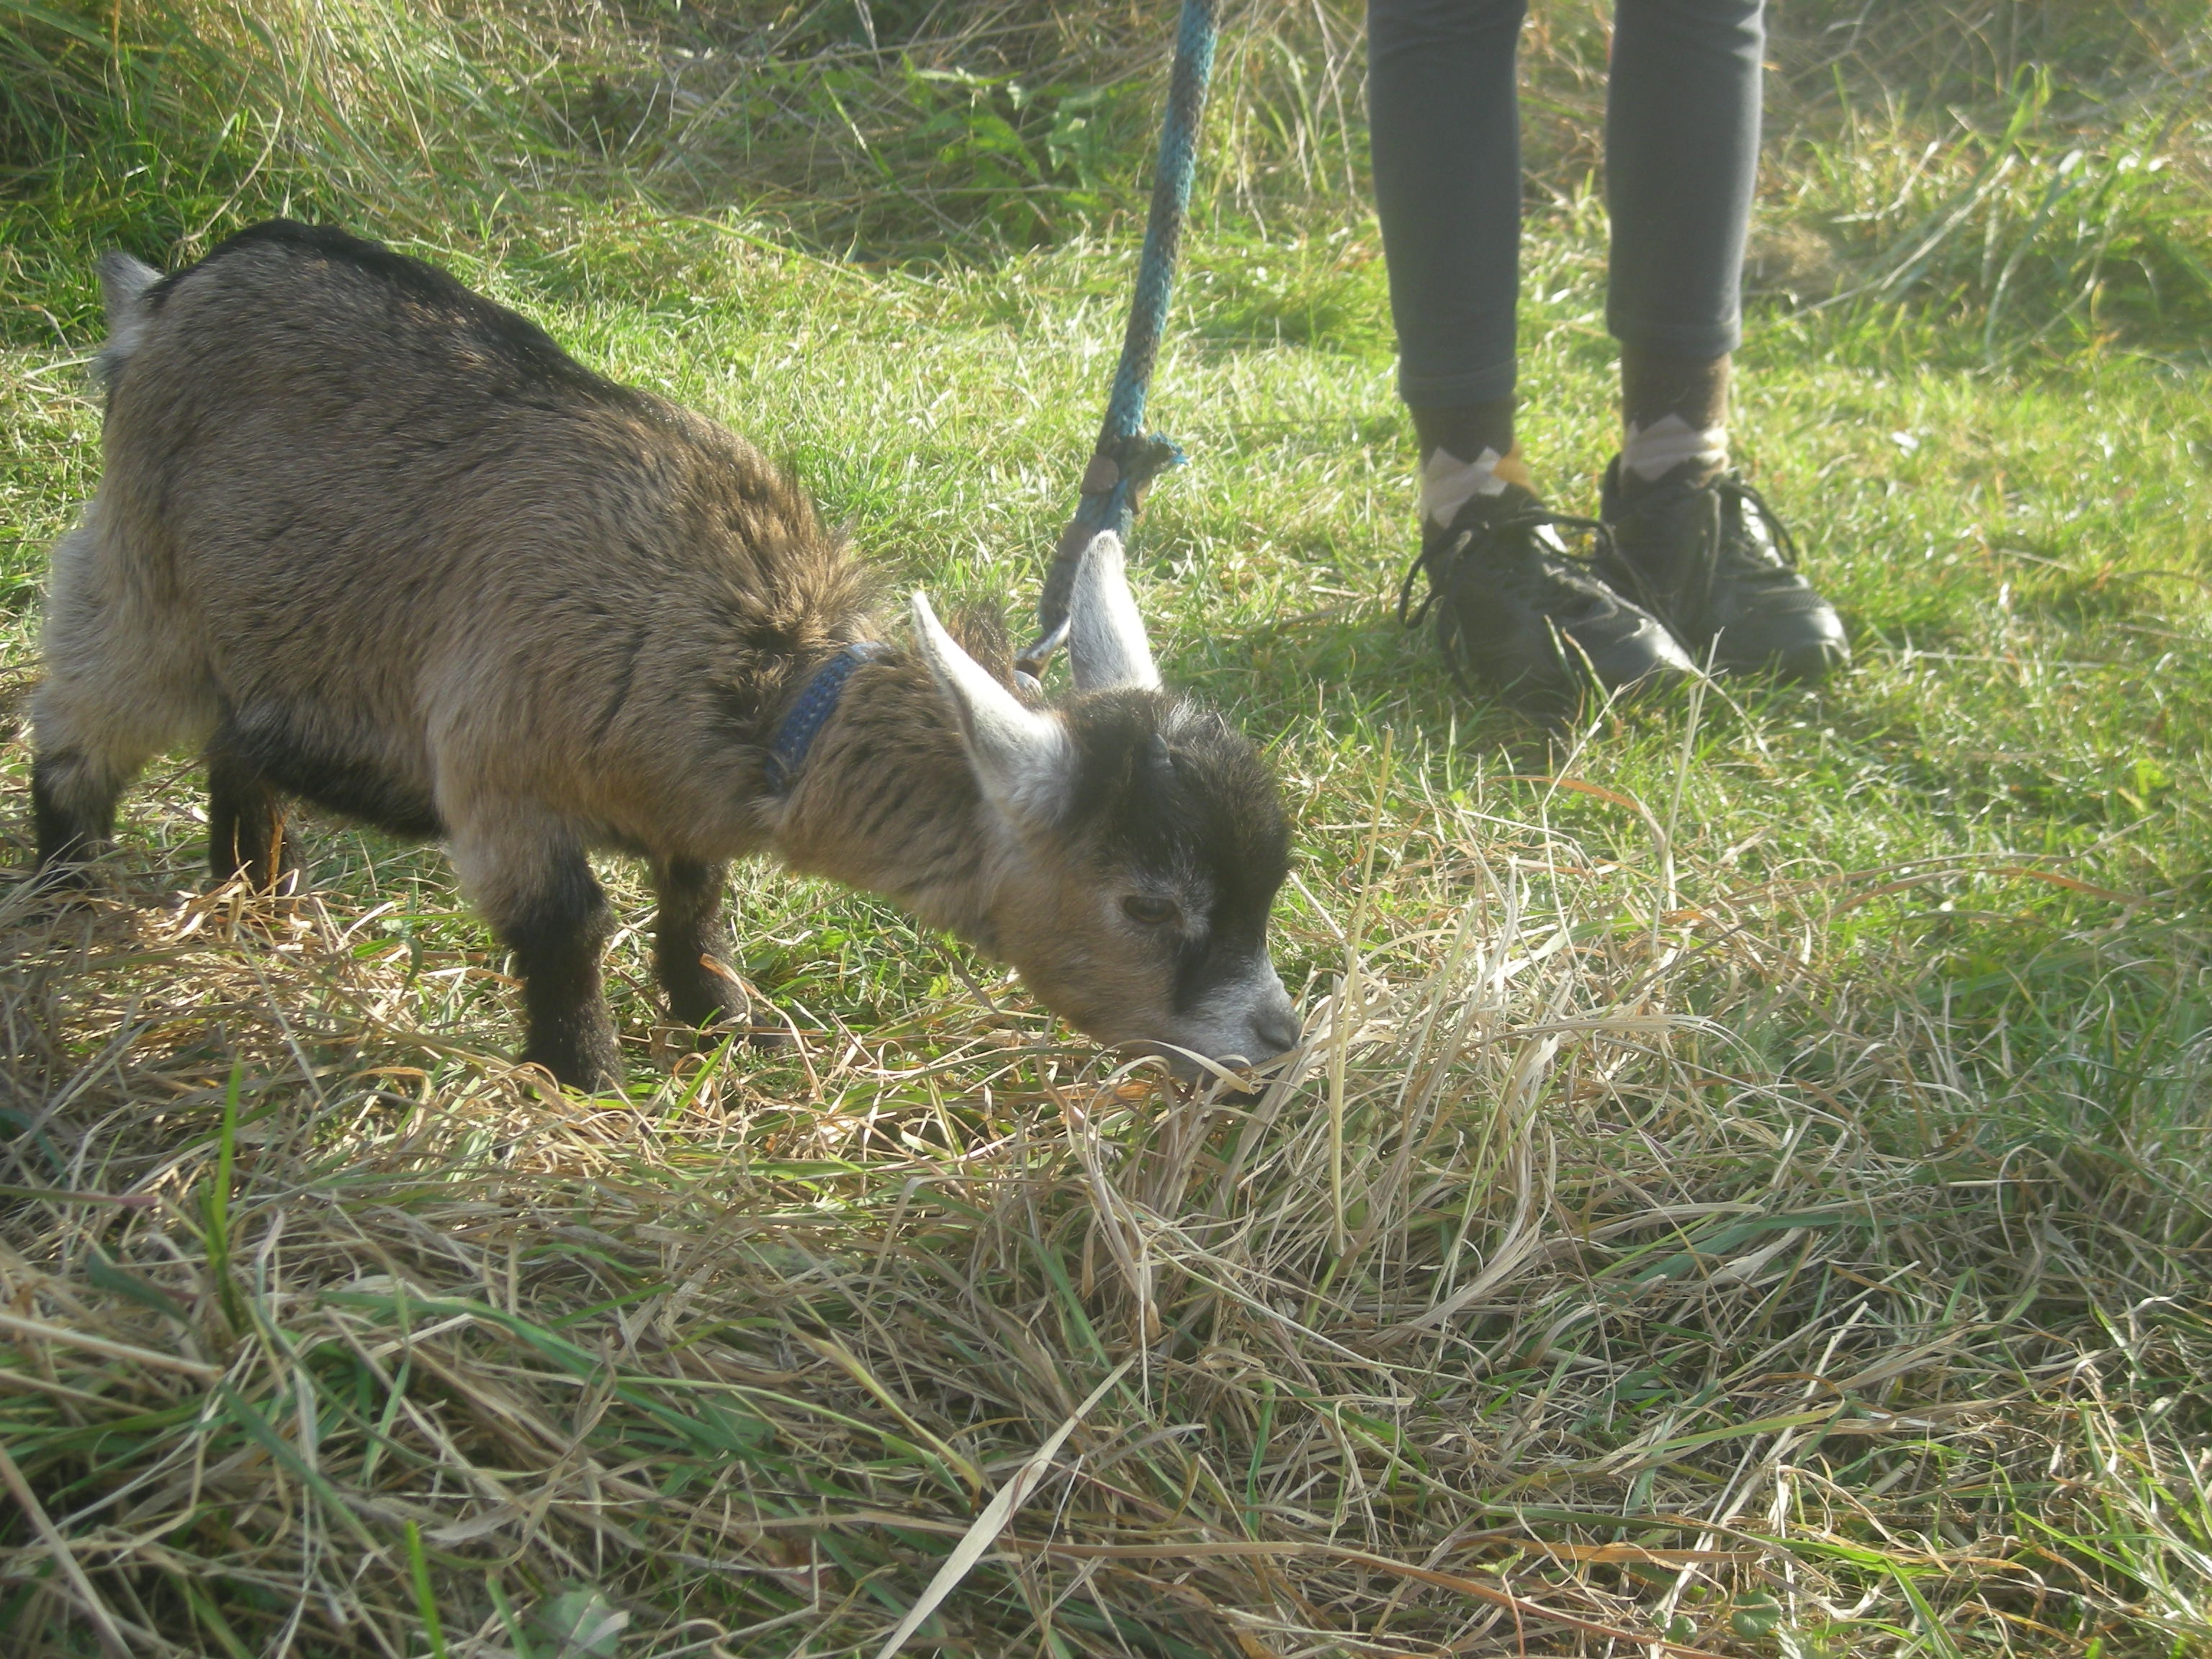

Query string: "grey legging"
[1368, 0, 1765, 408]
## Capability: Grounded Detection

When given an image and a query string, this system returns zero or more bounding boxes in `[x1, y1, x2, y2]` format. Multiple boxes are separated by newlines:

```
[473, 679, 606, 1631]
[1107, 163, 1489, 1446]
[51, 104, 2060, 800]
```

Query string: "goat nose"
[1253, 1002, 1303, 1058]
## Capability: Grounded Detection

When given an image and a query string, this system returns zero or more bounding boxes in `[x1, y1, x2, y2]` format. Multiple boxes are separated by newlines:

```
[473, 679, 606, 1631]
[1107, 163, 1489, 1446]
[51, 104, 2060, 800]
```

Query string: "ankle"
[1419, 441, 1534, 529]
[1621, 349, 1730, 430]
[1619, 346, 1731, 490]
[1619, 415, 1728, 493]
[1411, 397, 1516, 472]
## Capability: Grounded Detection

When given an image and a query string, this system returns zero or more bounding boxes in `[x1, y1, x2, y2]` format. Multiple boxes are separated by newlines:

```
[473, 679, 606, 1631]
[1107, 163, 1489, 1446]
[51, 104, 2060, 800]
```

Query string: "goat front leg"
[452, 817, 621, 1091]
[652, 858, 749, 1034]
[206, 730, 298, 892]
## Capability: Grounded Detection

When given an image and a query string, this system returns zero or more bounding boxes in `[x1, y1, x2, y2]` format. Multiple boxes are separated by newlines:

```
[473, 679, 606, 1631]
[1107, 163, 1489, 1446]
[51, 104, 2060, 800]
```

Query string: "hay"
[3, 749, 2206, 1658]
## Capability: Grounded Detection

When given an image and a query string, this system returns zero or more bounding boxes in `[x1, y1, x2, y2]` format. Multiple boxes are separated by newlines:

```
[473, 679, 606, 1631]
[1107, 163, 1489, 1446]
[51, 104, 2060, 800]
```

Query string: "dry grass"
[5, 4, 2211, 1655]
[4, 716, 2208, 1657]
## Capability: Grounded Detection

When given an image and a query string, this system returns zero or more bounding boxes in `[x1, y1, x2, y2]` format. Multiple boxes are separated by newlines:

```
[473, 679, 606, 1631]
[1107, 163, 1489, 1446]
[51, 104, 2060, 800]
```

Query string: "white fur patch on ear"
[911, 592, 1071, 824]
[1066, 531, 1161, 693]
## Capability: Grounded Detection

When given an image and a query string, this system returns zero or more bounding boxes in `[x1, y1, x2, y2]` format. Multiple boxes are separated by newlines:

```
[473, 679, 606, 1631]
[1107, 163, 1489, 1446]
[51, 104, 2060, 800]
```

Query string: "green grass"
[3, 2, 2212, 1656]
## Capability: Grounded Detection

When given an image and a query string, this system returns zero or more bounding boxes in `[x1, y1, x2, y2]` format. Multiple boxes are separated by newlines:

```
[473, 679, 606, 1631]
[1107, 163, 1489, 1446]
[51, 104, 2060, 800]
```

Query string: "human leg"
[1605, 0, 1763, 377]
[1373, 0, 1691, 711]
[1369, 0, 1526, 461]
[1372, 0, 1529, 523]
[1608, 0, 1754, 485]
[1600, 0, 1847, 680]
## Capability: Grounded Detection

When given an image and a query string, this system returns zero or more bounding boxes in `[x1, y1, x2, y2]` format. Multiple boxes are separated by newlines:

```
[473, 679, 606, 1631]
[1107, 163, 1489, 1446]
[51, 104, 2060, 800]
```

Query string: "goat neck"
[769, 649, 1010, 945]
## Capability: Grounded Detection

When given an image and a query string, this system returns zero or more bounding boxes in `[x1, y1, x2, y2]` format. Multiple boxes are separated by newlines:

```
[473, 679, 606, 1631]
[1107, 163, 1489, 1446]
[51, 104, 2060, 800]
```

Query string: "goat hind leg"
[30, 516, 208, 881]
[652, 858, 750, 1035]
[30, 692, 182, 882]
[30, 749, 125, 883]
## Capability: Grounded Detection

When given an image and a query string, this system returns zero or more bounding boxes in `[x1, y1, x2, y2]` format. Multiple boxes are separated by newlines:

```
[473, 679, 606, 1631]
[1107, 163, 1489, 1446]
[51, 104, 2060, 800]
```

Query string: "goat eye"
[1121, 895, 1179, 927]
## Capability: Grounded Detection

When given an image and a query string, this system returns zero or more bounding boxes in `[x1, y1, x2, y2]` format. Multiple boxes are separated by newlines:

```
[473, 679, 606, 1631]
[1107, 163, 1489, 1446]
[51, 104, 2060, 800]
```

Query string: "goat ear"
[910, 592, 1070, 824]
[1066, 531, 1161, 693]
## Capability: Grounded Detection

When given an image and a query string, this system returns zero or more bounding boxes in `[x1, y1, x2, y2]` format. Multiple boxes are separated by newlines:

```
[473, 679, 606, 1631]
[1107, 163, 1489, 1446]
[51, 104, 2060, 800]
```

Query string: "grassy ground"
[3, 2, 2212, 1655]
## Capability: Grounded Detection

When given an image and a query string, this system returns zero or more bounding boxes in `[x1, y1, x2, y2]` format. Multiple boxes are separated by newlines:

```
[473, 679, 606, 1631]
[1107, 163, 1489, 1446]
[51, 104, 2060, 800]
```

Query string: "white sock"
[1419, 445, 1532, 529]
[1622, 413, 1728, 483]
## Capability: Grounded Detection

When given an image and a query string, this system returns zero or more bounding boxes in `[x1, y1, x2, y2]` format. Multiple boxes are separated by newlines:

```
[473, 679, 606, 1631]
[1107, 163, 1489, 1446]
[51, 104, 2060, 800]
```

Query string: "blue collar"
[763, 642, 886, 794]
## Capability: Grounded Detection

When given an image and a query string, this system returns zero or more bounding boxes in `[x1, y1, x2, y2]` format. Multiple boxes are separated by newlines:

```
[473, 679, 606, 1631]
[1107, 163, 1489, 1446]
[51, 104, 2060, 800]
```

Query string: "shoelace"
[1614, 474, 1804, 629]
[1714, 476, 1804, 572]
[1397, 507, 1618, 631]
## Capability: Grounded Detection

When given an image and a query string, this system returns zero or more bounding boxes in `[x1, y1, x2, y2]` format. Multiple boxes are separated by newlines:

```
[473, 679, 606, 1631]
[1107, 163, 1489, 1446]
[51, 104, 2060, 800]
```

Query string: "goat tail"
[94, 252, 163, 393]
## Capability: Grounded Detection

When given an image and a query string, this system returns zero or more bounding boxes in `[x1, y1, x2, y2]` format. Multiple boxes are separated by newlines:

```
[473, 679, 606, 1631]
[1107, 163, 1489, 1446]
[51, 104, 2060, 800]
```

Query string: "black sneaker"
[1399, 482, 1696, 713]
[1601, 459, 1848, 683]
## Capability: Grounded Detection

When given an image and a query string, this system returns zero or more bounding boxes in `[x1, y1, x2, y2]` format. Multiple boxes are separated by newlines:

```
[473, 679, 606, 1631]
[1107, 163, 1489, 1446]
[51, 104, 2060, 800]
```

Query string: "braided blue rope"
[1025, 0, 1220, 667]
[1102, 0, 1218, 451]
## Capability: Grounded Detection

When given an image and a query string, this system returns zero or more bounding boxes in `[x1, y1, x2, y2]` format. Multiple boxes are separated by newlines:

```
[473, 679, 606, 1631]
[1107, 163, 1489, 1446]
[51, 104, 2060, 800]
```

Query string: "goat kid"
[30, 221, 1300, 1090]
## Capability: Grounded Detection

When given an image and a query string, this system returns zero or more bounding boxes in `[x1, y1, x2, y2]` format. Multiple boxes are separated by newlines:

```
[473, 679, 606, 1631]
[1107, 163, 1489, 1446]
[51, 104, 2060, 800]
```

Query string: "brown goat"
[30, 221, 1300, 1089]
